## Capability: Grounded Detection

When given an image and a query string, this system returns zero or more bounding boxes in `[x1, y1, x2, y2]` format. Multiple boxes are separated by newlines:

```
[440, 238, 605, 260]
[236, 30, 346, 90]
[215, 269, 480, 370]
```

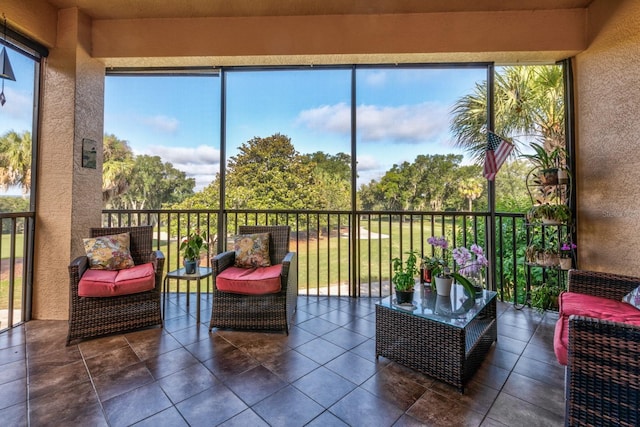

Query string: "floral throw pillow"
[623, 286, 640, 309]
[233, 233, 271, 268]
[83, 232, 135, 270]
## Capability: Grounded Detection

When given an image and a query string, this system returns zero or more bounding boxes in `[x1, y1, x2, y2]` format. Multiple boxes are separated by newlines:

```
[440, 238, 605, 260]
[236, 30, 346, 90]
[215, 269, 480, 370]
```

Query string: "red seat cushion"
[216, 265, 282, 295]
[553, 291, 640, 365]
[78, 263, 155, 297]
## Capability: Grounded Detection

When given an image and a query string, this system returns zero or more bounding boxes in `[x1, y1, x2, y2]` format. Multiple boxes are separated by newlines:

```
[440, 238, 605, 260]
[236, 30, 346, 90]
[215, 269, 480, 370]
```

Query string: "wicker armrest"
[138, 251, 157, 266]
[283, 252, 297, 292]
[280, 251, 294, 274]
[281, 251, 295, 284]
[568, 269, 640, 301]
[569, 315, 640, 361]
[153, 250, 165, 291]
[68, 256, 89, 291]
[567, 315, 640, 425]
[212, 251, 235, 275]
[69, 255, 89, 275]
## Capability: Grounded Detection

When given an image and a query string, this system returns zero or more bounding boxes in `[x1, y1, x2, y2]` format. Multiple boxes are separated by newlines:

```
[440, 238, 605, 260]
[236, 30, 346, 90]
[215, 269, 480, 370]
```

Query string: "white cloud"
[297, 102, 450, 143]
[140, 115, 180, 133]
[149, 145, 219, 166]
[143, 145, 220, 191]
[356, 154, 379, 171]
[365, 71, 387, 87]
[296, 103, 351, 135]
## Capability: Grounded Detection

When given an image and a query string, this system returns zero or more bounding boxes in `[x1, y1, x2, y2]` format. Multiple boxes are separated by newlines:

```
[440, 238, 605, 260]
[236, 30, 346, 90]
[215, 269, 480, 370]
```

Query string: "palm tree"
[0, 130, 32, 197]
[459, 177, 484, 211]
[102, 134, 134, 207]
[450, 65, 565, 163]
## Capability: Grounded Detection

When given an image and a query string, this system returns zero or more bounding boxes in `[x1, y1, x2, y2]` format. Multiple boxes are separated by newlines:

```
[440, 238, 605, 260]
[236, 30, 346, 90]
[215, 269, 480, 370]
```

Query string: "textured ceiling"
[46, 0, 594, 19]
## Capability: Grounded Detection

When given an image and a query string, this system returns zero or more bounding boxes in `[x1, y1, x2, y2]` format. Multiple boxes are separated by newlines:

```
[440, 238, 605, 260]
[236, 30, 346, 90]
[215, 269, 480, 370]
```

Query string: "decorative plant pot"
[541, 168, 559, 185]
[395, 289, 414, 305]
[183, 258, 198, 274]
[559, 257, 572, 270]
[435, 276, 453, 296]
[541, 217, 563, 225]
[558, 168, 569, 185]
[536, 253, 559, 267]
[422, 268, 432, 284]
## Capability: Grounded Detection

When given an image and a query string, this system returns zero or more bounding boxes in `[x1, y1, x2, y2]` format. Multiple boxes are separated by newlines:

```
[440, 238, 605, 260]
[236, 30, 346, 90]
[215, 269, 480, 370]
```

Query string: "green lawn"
[157, 221, 435, 293]
[0, 217, 484, 303]
[0, 278, 22, 312]
[1, 234, 26, 311]
[1, 233, 25, 258]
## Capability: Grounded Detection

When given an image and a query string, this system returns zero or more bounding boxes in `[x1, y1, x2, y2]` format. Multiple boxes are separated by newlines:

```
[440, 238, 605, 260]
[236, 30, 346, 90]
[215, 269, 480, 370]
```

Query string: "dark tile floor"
[0, 292, 565, 426]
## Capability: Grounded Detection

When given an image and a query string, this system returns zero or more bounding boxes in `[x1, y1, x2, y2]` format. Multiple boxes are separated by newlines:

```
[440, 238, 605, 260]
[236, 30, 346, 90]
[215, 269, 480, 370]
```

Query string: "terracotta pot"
[559, 257, 572, 270]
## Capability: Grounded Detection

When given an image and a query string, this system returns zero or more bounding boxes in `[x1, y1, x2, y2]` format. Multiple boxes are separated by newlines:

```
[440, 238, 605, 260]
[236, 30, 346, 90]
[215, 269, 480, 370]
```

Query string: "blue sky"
[105, 66, 487, 191]
[0, 55, 488, 195]
[0, 49, 34, 143]
[0, 47, 35, 196]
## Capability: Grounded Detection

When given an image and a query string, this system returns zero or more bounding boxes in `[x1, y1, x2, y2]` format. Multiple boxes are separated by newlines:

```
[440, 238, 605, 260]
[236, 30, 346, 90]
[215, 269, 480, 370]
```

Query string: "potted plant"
[427, 236, 453, 296]
[526, 204, 571, 225]
[180, 229, 208, 274]
[421, 254, 442, 284]
[559, 241, 576, 270]
[427, 236, 478, 298]
[392, 250, 419, 304]
[557, 167, 570, 185]
[523, 142, 560, 185]
[531, 282, 563, 312]
[536, 246, 559, 267]
[525, 242, 542, 264]
[452, 243, 489, 296]
[555, 146, 570, 185]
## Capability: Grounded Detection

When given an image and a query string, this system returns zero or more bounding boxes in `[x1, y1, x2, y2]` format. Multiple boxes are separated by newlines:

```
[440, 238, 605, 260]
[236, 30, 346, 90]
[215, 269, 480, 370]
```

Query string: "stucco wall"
[33, 8, 104, 320]
[575, 0, 640, 276]
[11, 0, 640, 318]
[92, 9, 586, 66]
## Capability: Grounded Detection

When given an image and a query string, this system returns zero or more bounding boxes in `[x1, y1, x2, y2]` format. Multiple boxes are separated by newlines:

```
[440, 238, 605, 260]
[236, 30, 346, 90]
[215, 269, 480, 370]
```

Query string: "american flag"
[483, 131, 514, 180]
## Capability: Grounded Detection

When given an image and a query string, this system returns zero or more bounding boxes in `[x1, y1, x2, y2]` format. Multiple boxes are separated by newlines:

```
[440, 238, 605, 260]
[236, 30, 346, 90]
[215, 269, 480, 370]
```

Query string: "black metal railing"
[0, 208, 529, 333]
[0, 211, 34, 331]
[102, 209, 529, 301]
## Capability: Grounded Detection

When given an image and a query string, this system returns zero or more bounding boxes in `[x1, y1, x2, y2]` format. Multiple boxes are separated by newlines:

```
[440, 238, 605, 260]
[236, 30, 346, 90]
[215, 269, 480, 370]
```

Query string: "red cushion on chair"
[553, 316, 570, 366]
[553, 291, 640, 365]
[216, 265, 282, 295]
[78, 263, 155, 297]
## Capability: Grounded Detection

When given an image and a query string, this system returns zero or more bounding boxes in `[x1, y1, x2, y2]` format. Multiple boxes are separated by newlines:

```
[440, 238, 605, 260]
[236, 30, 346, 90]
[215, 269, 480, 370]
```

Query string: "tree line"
[0, 65, 563, 215]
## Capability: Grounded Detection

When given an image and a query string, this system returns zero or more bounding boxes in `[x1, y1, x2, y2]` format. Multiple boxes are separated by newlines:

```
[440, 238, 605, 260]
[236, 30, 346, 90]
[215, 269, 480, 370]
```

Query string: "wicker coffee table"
[375, 284, 497, 393]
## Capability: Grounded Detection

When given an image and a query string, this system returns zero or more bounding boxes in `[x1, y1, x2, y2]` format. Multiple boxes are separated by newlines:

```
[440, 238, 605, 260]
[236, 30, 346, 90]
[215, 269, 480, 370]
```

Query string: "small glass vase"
[466, 269, 485, 297]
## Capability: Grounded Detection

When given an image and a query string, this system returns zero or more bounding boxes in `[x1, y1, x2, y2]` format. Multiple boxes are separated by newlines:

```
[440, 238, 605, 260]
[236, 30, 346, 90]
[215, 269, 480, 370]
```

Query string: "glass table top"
[165, 266, 213, 279]
[377, 284, 497, 328]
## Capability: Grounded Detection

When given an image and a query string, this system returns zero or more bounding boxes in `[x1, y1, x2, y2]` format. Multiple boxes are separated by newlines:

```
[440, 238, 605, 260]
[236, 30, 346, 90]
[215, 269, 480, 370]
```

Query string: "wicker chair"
[564, 269, 640, 427]
[67, 226, 164, 345]
[209, 225, 297, 334]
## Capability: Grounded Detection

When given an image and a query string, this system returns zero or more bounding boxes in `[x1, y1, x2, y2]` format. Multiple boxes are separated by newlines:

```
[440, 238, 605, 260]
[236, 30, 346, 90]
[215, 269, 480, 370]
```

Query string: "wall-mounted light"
[0, 14, 16, 106]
